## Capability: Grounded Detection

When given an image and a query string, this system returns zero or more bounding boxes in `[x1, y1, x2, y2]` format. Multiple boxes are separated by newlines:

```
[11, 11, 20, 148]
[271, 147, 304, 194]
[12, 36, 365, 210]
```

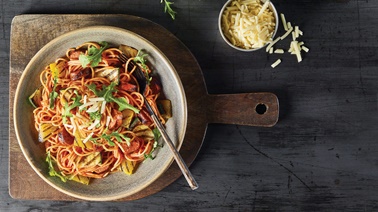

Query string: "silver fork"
[118, 53, 199, 190]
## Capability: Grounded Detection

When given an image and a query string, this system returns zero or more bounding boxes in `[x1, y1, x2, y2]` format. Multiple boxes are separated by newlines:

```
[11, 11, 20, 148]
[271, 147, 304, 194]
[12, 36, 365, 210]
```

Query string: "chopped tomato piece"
[108, 110, 123, 130]
[69, 50, 82, 60]
[120, 82, 137, 92]
[122, 137, 142, 154]
[137, 110, 152, 126]
[149, 77, 161, 94]
[70, 68, 90, 80]
[58, 128, 74, 145]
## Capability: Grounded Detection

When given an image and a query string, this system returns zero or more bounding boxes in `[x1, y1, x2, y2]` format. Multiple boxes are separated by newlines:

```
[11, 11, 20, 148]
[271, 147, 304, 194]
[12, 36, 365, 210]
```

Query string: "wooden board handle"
[206, 92, 279, 127]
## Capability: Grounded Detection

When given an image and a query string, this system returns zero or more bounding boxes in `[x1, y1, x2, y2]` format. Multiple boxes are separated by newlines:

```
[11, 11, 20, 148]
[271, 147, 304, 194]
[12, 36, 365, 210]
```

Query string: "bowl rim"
[218, 0, 279, 52]
[13, 25, 188, 201]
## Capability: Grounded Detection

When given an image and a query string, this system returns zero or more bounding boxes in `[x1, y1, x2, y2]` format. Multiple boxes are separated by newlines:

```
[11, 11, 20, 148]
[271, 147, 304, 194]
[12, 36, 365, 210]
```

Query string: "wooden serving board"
[9, 14, 279, 201]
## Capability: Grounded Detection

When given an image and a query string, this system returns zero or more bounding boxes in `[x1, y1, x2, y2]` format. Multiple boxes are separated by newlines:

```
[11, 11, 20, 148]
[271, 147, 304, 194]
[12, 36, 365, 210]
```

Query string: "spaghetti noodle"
[29, 41, 172, 184]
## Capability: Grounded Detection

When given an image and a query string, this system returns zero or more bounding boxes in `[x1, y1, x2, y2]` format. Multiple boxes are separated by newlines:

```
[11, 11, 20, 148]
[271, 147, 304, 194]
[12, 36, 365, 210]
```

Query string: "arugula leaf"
[62, 90, 82, 124]
[152, 128, 161, 141]
[144, 131, 163, 161]
[133, 50, 148, 70]
[49, 79, 58, 109]
[161, 0, 177, 20]
[111, 96, 140, 113]
[98, 131, 131, 146]
[88, 111, 102, 121]
[46, 151, 68, 182]
[79, 41, 108, 67]
[133, 50, 152, 83]
[87, 82, 140, 113]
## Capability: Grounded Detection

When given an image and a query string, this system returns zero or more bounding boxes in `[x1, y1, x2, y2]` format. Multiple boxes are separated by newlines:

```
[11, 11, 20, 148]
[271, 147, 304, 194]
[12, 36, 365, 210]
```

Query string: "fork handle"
[150, 113, 199, 190]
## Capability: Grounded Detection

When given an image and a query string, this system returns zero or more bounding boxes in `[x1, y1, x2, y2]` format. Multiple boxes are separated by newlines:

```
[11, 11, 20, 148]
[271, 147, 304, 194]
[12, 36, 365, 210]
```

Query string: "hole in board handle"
[255, 103, 267, 115]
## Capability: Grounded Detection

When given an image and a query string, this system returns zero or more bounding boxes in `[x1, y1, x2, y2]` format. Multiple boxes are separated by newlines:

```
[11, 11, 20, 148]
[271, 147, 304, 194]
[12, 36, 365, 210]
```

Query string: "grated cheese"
[269, 47, 274, 54]
[86, 102, 100, 113]
[292, 41, 302, 62]
[280, 27, 293, 40]
[265, 12, 309, 67]
[302, 46, 309, 52]
[271, 59, 281, 68]
[221, 0, 276, 49]
[82, 132, 94, 144]
[265, 36, 281, 52]
[280, 13, 288, 31]
[88, 97, 105, 102]
[88, 119, 100, 130]
[294, 26, 299, 38]
[258, 0, 270, 17]
[106, 116, 111, 127]
[287, 22, 292, 30]
[100, 101, 107, 114]
[274, 49, 284, 54]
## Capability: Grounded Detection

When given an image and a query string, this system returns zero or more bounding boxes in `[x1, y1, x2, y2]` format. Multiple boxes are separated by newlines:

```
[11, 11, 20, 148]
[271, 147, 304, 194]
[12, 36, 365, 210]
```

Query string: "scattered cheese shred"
[302, 46, 309, 52]
[280, 13, 288, 31]
[271, 59, 281, 68]
[266, 36, 281, 52]
[221, 0, 276, 49]
[274, 49, 284, 54]
[82, 132, 94, 144]
[100, 101, 107, 114]
[292, 31, 296, 41]
[265, 12, 309, 67]
[287, 22, 292, 30]
[280, 27, 293, 40]
[88, 119, 100, 130]
[295, 26, 299, 38]
[292, 41, 302, 62]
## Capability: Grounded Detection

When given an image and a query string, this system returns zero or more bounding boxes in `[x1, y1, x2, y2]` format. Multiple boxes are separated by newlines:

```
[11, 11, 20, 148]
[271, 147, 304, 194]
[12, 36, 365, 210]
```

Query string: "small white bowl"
[218, 0, 279, 52]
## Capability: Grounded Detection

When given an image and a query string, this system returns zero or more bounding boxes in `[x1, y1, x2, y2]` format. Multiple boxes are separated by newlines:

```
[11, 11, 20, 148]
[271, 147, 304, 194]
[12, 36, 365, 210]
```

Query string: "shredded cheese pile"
[266, 13, 310, 68]
[221, 0, 276, 49]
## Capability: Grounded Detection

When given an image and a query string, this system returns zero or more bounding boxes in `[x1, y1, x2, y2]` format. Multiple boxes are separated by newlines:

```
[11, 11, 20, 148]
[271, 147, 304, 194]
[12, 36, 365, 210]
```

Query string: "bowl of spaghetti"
[13, 26, 187, 201]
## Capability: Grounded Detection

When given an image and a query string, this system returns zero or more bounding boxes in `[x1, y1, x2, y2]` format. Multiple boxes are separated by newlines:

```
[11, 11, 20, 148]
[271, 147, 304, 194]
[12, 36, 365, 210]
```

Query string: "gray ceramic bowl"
[218, 0, 279, 52]
[13, 26, 187, 201]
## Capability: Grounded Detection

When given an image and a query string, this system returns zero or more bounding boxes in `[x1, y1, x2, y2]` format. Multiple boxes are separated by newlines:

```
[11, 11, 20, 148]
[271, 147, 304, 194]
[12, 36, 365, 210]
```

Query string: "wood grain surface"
[3, 0, 378, 211]
[9, 14, 278, 201]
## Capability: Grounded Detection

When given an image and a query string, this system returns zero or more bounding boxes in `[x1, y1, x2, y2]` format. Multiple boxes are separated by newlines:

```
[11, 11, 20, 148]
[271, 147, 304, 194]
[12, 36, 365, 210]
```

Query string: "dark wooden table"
[2, 0, 378, 211]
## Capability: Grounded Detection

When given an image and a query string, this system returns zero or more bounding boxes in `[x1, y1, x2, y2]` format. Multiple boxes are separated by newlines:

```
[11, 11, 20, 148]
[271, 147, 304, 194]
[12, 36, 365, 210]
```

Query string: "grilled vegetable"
[120, 160, 137, 175]
[28, 86, 43, 108]
[95, 67, 119, 84]
[77, 152, 102, 168]
[38, 123, 58, 142]
[133, 124, 154, 140]
[69, 175, 90, 185]
[73, 129, 93, 149]
[157, 99, 172, 121]
[118, 44, 138, 58]
[122, 109, 135, 129]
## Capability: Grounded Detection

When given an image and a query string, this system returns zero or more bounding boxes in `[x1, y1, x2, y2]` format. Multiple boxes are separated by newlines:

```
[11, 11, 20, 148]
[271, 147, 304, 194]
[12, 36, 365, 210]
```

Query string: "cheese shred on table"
[221, 0, 276, 49]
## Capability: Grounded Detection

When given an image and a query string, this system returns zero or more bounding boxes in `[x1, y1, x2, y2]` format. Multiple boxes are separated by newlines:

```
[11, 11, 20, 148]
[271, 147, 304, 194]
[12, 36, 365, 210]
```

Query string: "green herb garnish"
[49, 78, 58, 109]
[87, 82, 140, 113]
[133, 50, 152, 83]
[62, 90, 82, 124]
[46, 151, 68, 182]
[95, 131, 131, 147]
[144, 128, 163, 160]
[79, 41, 108, 67]
[88, 111, 102, 121]
[161, 0, 177, 20]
